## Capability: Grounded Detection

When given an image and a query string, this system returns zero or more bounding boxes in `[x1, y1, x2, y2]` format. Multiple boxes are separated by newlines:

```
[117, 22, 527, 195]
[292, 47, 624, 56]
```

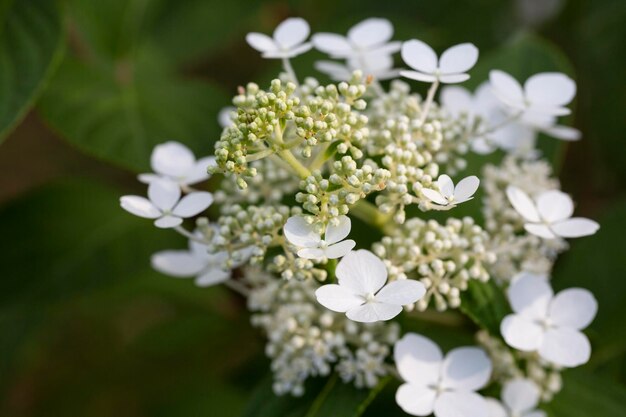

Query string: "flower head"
[120, 178, 213, 228]
[138, 141, 216, 187]
[422, 175, 480, 207]
[246, 17, 312, 59]
[283, 215, 356, 259]
[315, 250, 425, 322]
[394, 333, 492, 417]
[401, 40, 479, 83]
[312, 18, 401, 58]
[500, 272, 597, 367]
[506, 186, 599, 239]
[486, 378, 546, 417]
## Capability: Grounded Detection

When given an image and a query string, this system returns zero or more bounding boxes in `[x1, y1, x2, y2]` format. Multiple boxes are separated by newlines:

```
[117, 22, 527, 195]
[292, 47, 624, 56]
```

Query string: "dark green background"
[0, 0, 625, 415]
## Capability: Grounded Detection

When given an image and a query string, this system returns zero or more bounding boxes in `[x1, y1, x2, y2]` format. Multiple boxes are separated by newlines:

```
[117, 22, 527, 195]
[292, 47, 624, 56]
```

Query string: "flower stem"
[419, 79, 439, 124]
[350, 199, 393, 232]
[281, 57, 300, 89]
[278, 148, 311, 179]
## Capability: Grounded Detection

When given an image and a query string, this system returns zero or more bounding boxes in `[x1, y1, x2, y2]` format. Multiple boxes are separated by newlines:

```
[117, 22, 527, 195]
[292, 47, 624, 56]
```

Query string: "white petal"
[437, 174, 455, 198]
[315, 60, 351, 81]
[400, 70, 438, 83]
[524, 223, 558, 239]
[375, 280, 426, 306]
[501, 315, 544, 351]
[434, 391, 489, 417]
[195, 268, 230, 287]
[485, 399, 507, 417]
[401, 40, 437, 73]
[335, 249, 387, 294]
[543, 125, 581, 141]
[151, 141, 196, 178]
[189, 238, 210, 260]
[137, 173, 160, 184]
[312, 33, 352, 55]
[438, 73, 470, 83]
[283, 216, 320, 247]
[536, 190, 573, 223]
[172, 192, 213, 217]
[526, 412, 548, 417]
[315, 284, 364, 313]
[348, 18, 393, 48]
[551, 218, 599, 238]
[395, 384, 437, 416]
[274, 17, 309, 49]
[151, 250, 207, 277]
[148, 179, 180, 211]
[120, 196, 161, 218]
[490, 70, 524, 108]
[440, 86, 473, 117]
[502, 378, 541, 414]
[422, 188, 448, 205]
[454, 176, 479, 203]
[323, 240, 356, 259]
[218, 107, 235, 128]
[507, 272, 553, 317]
[297, 247, 326, 259]
[273, 42, 312, 58]
[154, 215, 183, 229]
[524, 72, 576, 108]
[184, 156, 215, 185]
[346, 302, 402, 322]
[441, 347, 491, 391]
[367, 41, 402, 56]
[246, 32, 277, 53]
[506, 186, 540, 222]
[325, 215, 351, 244]
[549, 288, 597, 330]
[439, 43, 478, 74]
[539, 328, 591, 367]
[394, 333, 443, 385]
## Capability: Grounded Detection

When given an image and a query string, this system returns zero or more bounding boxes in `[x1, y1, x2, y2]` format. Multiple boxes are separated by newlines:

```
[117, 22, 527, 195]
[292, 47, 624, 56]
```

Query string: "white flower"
[486, 378, 546, 417]
[218, 106, 236, 128]
[400, 40, 478, 83]
[422, 175, 480, 207]
[500, 272, 597, 367]
[283, 215, 356, 259]
[245, 17, 312, 59]
[394, 333, 492, 417]
[312, 18, 401, 59]
[315, 51, 399, 81]
[506, 186, 599, 239]
[138, 141, 216, 187]
[120, 179, 213, 228]
[315, 250, 425, 323]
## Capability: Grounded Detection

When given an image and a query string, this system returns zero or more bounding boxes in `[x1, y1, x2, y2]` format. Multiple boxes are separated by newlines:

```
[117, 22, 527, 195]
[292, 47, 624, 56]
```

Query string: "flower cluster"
[116, 16, 601, 417]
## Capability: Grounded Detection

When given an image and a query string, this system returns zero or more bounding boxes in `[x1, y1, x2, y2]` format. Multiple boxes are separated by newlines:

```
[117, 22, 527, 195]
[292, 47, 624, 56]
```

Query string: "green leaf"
[0, 0, 64, 142]
[460, 280, 510, 335]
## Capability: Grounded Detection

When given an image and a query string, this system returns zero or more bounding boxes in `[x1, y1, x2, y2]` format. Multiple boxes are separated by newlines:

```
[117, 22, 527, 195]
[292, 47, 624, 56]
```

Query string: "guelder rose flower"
[120, 179, 213, 228]
[401, 40, 479, 83]
[500, 272, 597, 367]
[394, 333, 492, 417]
[315, 250, 425, 322]
[246, 17, 312, 59]
[422, 175, 480, 207]
[486, 378, 546, 417]
[506, 186, 599, 239]
[283, 215, 356, 259]
[312, 18, 401, 58]
[138, 141, 216, 187]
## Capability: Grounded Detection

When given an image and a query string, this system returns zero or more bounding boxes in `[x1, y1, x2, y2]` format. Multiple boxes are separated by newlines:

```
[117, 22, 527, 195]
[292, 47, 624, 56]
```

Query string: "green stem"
[350, 199, 393, 232]
[419, 79, 439, 124]
[277, 149, 311, 179]
[308, 142, 332, 171]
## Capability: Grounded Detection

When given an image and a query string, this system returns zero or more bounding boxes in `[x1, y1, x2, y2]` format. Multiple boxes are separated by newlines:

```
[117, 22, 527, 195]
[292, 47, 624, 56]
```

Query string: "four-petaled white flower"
[315, 51, 399, 82]
[315, 250, 425, 323]
[120, 178, 213, 228]
[422, 175, 480, 207]
[486, 378, 546, 417]
[138, 141, 216, 187]
[401, 39, 479, 83]
[394, 333, 492, 417]
[283, 215, 356, 259]
[246, 17, 312, 59]
[500, 272, 597, 367]
[506, 186, 599, 239]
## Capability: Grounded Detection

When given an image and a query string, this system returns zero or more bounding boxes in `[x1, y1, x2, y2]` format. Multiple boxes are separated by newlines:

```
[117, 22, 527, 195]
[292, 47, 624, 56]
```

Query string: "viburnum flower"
[394, 333, 492, 417]
[138, 141, 216, 187]
[400, 40, 479, 83]
[245, 17, 312, 59]
[315, 250, 425, 322]
[486, 378, 546, 417]
[506, 186, 600, 239]
[500, 272, 597, 367]
[422, 175, 480, 207]
[120, 178, 213, 228]
[283, 215, 356, 259]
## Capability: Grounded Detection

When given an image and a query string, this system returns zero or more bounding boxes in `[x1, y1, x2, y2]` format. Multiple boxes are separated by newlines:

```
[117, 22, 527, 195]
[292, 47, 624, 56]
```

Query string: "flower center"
[319, 239, 328, 249]
[364, 292, 376, 303]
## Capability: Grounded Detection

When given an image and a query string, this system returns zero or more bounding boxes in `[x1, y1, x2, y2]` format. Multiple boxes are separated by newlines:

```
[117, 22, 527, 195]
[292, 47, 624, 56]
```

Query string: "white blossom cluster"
[116, 16, 602, 417]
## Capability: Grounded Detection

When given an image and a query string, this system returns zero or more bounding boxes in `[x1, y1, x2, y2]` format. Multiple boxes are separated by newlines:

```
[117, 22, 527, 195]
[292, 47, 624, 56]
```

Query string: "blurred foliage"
[0, 0, 625, 415]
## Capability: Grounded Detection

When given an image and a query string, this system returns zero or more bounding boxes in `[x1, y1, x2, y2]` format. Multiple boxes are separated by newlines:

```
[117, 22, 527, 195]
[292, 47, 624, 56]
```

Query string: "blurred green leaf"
[0, 0, 64, 142]
[460, 280, 510, 335]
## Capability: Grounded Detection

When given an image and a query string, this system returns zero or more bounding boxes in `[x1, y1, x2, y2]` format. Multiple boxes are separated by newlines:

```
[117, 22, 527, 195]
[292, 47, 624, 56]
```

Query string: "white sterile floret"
[138, 141, 216, 187]
[283, 215, 356, 259]
[315, 250, 425, 323]
[400, 39, 479, 83]
[500, 272, 597, 367]
[315, 51, 398, 81]
[486, 378, 546, 417]
[394, 333, 492, 417]
[422, 175, 480, 207]
[246, 17, 312, 59]
[506, 186, 599, 239]
[120, 178, 213, 228]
